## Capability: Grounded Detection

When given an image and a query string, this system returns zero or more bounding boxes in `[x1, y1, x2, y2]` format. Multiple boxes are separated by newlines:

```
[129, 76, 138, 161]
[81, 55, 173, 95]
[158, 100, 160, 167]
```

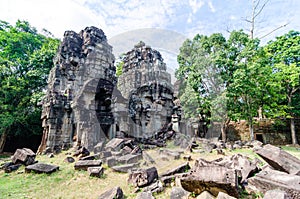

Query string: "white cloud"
[0, 0, 107, 38]
[208, 0, 216, 13]
[189, 0, 205, 14]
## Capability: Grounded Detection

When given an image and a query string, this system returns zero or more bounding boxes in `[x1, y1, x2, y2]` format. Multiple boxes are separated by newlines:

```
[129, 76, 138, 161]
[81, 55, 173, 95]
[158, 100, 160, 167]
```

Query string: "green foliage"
[116, 61, 124, 77]
[0, 20, 59, 140]
[177, 29, 300, 142]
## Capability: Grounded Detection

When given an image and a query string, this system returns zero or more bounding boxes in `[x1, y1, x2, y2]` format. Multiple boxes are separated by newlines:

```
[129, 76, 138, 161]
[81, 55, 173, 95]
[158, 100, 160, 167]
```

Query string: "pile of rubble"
[1, 148, 59, 174]
[2, 140, 300, 199]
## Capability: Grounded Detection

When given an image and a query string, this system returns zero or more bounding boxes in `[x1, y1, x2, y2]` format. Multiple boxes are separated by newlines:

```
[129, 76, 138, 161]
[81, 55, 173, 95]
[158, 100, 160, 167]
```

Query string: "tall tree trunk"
[291, 118, 298, 145]
[220, 118, 230, 141]
[221, 124, 226, 142]
[258, 106, 263, 120]
[0, 131, 7, 153]
[249, 117, 254, 141]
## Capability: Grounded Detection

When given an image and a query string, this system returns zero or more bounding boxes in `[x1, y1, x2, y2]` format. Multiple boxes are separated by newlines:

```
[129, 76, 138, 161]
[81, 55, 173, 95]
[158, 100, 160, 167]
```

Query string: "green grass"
[1, 145, 300, 199]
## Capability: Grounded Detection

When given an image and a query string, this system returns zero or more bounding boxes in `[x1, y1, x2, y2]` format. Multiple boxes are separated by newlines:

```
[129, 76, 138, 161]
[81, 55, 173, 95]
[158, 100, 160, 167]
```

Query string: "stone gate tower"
[38, 27, 116, 153]
[116, 41, 175, 139]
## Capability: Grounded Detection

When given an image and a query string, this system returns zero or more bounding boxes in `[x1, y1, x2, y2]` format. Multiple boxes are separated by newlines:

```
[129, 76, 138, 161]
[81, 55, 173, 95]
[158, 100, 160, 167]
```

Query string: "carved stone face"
[128, 82, 174, 138]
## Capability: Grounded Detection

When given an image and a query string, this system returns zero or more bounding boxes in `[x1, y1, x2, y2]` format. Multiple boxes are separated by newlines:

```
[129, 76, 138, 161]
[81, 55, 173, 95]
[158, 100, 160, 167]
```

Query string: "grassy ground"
[0, 144, 299, 199]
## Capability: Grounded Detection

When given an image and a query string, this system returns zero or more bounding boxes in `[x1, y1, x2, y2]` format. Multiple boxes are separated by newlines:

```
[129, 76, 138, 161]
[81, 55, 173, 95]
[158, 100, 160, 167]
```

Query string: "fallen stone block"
[98, 151, 112, 159]
[12, 148, 36, 165]
[135, 191, 154, 199]
[105, 138, 125, 151]
[196, 191, 214, 199]
[3, 163, 22, 173]
[111, 163, 140, 173]
[79, 155, 97, 161]
[94, 141, 105, 153]
[181, 166, 239, 198]
[88, 166, 104, 178]
[217, 191, 237, 199]
[118, 154, 142, 164]
[170, 186, 190, 199]
[98, 186, 124, 199]
[161, 173, 189, 187]
[142, 180, 164, 194]
[106, 156, 118, 167]
[25, 163, 59, 174]
[160, 162, 190, 177]
[263, 189, 291, 199]
[128, 167, 158, 188]
[142, 151, 156, 164]
[246, 169, 300, 198]
[159, 149, 180, 159]
[74, 160, 102, 170]
[73, 146, 90, 158]
[255, 144, 300, 175]
[131, 146, 142, 154]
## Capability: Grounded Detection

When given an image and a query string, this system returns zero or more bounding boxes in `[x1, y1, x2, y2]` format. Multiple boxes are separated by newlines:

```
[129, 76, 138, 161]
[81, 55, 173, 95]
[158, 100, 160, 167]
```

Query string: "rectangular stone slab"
[74, 160, 102, 170]
[255, 144, 300, 175]
[180, 166, 239, 198]
[247, 169, 300, 198]
[25, 163, 59, 174]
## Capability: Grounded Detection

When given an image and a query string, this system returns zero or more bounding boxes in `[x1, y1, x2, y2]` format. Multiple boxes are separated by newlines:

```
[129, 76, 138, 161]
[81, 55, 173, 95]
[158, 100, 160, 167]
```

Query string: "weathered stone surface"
[74, 160, 102, 170]
[73, 146, 90, 158]
[170, 186, 190, 199]
[12, 148, 36, 165]
[135, 191, 154, 199]
[64, 156, 75, 163]
[193, 155, 259, 184]
[142, 151, 155, 164]
[181, 166, 239, 198]
[98, 151, 112, 159]
[3, 163, 21, 173]
[105, 138, 125, 151]
[94, 141, 105, 153]
[98, 186, 124, 199]
[117, 41, 177, 139]
[263, 189, 291, 199]
[196, 191, 214, 199]
[106, 156, 118, 167]
[118, 154, 142, 164]
[217, 191, 237, 199]
[79, 155, 96, 161]
[128, 167, 158, 188]
[25, 163, 59, 174]
[159, 149, 180, 160]
[255, 144, 300, 175]
[161, 173, 189, 187]
[246, 170, 300, 198]
[142, 180, 164, 194]
[160, 162, 190, 177]
[111, 163, 140, 173]
[87, 166, 104, 178]
[131, 146, 142, 154]
[38, 26, 116, 153]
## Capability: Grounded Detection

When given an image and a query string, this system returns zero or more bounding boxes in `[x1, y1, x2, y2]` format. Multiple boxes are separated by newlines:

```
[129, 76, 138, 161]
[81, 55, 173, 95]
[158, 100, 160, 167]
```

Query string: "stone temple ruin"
[38, 26, 182, 153]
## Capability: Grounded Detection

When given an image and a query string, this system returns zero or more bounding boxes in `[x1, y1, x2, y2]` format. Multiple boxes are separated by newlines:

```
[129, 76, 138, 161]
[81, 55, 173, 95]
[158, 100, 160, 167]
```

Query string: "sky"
[0, 0, 299, 76]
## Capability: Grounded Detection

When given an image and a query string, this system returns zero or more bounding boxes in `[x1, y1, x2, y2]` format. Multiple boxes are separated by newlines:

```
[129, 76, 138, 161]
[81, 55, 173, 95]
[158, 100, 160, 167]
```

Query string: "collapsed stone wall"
[38, 27, 116, 153]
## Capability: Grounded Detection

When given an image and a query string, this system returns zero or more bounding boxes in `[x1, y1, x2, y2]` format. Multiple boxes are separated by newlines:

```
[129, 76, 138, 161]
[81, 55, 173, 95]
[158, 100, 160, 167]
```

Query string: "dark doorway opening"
[255, 133, 264, 143]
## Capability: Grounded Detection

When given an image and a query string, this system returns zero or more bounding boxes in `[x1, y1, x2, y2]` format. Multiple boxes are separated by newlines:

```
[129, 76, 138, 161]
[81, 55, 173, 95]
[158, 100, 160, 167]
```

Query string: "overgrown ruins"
[38, 26, 183, 153]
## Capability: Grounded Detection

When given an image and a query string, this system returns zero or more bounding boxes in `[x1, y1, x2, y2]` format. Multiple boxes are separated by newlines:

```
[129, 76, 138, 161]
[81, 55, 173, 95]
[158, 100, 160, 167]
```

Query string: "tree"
[0, 20, 60, 152]
[265, 30, 300, 144]
[176, 33, 231, 141]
